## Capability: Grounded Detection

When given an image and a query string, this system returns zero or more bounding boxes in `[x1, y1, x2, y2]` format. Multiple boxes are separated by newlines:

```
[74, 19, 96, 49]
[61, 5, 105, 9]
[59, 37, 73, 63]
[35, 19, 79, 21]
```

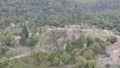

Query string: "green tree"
[1, 33, 14, 46]
[20, 24, 28, 45]
[71, 35, 86, 48]
[78, 35, 86, 48]
[26, 37, 35, 46]
[66, 44, 74, 53]
[71, 35, 76, 45]
[0, 47, 7, 57]
[21, 24, 28, 38]
[31, 25, 37, 34]
[20, 34, 26, 45]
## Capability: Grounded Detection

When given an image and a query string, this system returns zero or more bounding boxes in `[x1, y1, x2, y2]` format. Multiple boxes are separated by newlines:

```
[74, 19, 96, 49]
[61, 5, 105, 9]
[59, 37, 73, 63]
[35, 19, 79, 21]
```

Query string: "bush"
[32, 50, 48, 64]
[82, 50, 93, 59]
[0, 59, 9, 68]
[48, 51, 59, 62]
[60, 52, 71, 64]
[107, 36, 117, 44]
[1, 33, 14, 46]
[90, 43, 102, 54]
[66, 44, 74, 53]
[87, 36, 95, 47]
[26, 37, 36, 46]
[52, 57, 64, 66]
[75, 56, 87, 68]
[71, 35, 86, 48]
[95, 38, 102, 43]
[78, 35, 86, 48]
[87, 60, 97, 68]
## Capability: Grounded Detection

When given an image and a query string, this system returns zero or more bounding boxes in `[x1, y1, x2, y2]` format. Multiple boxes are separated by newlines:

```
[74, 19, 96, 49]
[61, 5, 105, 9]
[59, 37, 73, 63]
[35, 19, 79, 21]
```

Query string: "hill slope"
[0, 0, 120, 31]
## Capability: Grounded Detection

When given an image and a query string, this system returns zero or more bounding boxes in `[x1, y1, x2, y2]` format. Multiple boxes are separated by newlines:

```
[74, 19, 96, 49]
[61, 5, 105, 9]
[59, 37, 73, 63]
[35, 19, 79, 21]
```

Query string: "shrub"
[95, 37, 102, 43]
[66, 44, 74, 53]
[52, 57, 64, 66]
[82, 50, 93, 59]
[60, 52, 71, 64]
[32, 50, 47, 64]
[26, 37, 36, 46]
[90, 43, 102, 54]
[107, 36, 117, 44]
[71, 35, 86, 48]
[1, 33, 14, 46]
[87, 36, 95, 47]
[75, 56, 87, 68]
[87, 60, 97, 68]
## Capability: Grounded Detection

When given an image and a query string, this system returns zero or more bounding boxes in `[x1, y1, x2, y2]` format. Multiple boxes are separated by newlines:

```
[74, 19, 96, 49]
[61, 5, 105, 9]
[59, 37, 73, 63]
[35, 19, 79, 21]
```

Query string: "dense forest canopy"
[0, 0, 120, 31]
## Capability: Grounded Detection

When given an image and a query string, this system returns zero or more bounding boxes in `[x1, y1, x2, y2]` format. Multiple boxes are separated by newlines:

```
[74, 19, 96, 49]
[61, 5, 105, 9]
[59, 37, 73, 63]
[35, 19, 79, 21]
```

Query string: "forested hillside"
[0, 0, 120, 68]
[0, 0, 120, 31]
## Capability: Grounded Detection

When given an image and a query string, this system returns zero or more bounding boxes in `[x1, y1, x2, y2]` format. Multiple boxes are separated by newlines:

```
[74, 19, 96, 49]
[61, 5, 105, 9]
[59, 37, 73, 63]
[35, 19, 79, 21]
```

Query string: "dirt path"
[16, 45, 32, 55]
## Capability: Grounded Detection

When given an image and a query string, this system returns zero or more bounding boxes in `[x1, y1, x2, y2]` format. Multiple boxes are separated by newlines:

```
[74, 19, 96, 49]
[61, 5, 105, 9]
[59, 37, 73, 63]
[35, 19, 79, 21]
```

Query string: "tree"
[31, 25, 37, 34]
[0, 47, 7, 57]
[20, 24, 28, 45]
[26, 37, 35, 46]
[78, 35, 86, 48]
[1, 33, 14, 46]
[71, 35, 86, 48]
[71, 35, 76, 46]
[20, 34, 26, 45]
[21, 24, 28, 38]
